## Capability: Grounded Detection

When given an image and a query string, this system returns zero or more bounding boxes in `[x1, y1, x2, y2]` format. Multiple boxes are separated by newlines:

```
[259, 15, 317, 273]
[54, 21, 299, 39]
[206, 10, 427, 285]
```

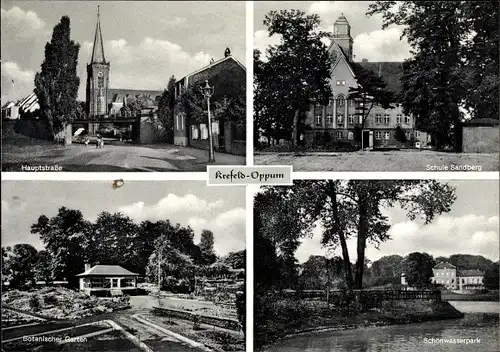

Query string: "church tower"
[333, 14, 353, 62]
[86, 6, 110, 118]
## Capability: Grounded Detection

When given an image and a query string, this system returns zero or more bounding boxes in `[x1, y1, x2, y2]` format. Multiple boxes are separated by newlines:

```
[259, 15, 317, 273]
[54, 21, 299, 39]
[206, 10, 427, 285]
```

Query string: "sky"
[257, 180, 499, 264]
[254, 1, 411, 62]
[1, 181, 246, 257]
[1, 0, 246, 102]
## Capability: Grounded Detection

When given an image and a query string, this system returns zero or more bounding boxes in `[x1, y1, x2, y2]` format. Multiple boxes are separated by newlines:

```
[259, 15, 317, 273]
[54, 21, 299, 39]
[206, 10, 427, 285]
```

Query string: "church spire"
[91, 5, 106, 63]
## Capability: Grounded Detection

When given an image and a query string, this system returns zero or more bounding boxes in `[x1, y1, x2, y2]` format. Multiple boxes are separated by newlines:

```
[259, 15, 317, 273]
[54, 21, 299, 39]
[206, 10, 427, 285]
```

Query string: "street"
[2, 138, 245, 172]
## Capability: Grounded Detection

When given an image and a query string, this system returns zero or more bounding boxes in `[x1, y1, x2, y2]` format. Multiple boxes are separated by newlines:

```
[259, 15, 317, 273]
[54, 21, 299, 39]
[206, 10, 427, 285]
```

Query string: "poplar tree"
[34, 16, 80, 139]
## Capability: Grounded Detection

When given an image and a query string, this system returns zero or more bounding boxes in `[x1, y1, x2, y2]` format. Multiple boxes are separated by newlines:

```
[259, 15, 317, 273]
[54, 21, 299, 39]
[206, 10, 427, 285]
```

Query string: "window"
[336, 80, 341, 86]
[122, 278, 135, 287]
[384, 114, 390, 124]
[375, 131, 382, 140]
[397, 114, 402, 124]
[336, 131, 343, 139]
[405, 131, 411, 140]
[341, 80, 346, 85]
[348, 131, 354, 140]
[415, 131, 421, 138]
[348, 99, 355, 106]
[328, 99, 333, 106]
[348, 114, 354, 124]
[337, 114, 344, 124]
[111, 278, 119, 288]
[191, 125, 199, 140]
[326, 114, 333, 125]
[315, 114, 322, 125]
[375, 114, 382, 124]
[200, 124, 208, 140]
[404, 115, 410, 124]
[337, 96, 345, 107]
[384, 132, 390, 140]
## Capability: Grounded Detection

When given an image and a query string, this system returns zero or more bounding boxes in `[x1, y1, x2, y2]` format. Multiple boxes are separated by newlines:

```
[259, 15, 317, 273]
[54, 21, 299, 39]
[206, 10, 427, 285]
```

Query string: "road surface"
[2, 142, 245, 172]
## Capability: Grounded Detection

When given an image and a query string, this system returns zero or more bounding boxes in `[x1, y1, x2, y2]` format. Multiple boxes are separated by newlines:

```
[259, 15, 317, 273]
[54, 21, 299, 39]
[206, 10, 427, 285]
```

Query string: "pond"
[265, 302, 499, 352]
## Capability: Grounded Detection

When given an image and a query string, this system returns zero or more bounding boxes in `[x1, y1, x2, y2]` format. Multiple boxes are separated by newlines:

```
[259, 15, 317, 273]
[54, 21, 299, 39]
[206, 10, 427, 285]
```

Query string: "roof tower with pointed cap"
[91, 5, 106, 63]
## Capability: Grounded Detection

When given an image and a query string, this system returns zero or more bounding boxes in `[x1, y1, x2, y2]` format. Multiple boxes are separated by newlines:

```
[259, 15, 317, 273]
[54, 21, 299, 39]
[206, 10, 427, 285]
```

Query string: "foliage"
[483, 261, 500, 289]
[157, 76, 177, 142]
[349, 64, 395, 140]
[34, 16, 80, 138]
[175, 86, 205, 125]
[200, 230, 217, 265]
[255, 10, 333, 146]
[235, 283, 245, 335]
[213, 96, 246, 124]
[395, 126, 407, 144]
[33, 250, 54, 284]
[400, 252, 436, 289]
[367, 1, 499, 151]
[29, 295, 41, 311]
[221, 250, 246, 269]
[255, 180, 456, 292]
[3, 244, 39, 289]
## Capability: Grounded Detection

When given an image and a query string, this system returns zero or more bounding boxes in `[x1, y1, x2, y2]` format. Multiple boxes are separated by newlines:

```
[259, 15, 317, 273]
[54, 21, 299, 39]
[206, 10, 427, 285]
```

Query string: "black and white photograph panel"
[254, 180, 499, 351]
[1, 180, 246, 351]
[253, 1, 499, 171]
[1, 1, 246, 172]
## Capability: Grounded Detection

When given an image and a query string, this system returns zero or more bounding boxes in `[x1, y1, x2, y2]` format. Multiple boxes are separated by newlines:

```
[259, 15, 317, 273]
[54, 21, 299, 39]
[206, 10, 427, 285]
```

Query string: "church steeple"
[333, 13, 353, 62]
[91, 5, 106, 63]
[86, 5, 110, 118]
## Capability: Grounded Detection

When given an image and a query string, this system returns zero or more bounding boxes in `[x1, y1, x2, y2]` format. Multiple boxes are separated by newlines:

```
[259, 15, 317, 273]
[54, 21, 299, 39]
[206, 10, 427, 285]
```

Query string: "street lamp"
[200, 80, 215, 163]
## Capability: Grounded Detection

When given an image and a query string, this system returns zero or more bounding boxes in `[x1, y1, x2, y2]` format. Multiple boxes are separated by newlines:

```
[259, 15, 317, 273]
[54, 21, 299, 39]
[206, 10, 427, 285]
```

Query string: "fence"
[280, 289, 441, 304]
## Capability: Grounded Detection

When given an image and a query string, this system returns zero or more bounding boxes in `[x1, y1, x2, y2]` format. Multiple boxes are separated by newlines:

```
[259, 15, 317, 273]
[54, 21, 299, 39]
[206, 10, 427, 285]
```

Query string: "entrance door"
[362, 130, 370, 149]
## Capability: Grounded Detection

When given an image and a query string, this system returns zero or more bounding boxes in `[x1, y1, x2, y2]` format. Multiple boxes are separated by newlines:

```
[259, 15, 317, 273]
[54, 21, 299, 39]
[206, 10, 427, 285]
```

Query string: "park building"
[430, 262, 485, 291]
[303, 14, 430, 149]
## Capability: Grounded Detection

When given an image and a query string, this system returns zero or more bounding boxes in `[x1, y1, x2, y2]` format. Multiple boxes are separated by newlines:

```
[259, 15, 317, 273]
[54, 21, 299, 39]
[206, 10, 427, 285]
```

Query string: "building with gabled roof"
[304, 14, 430, 149]
[173, 49, 246, 155]
[431, 262, 484, 290]
[77, 263, 139, 296]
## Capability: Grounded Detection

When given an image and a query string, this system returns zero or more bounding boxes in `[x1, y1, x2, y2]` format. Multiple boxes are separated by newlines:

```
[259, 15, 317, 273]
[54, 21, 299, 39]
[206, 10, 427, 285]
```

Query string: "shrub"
[44, 294, 58, 306]
[29, 295, 41, 311]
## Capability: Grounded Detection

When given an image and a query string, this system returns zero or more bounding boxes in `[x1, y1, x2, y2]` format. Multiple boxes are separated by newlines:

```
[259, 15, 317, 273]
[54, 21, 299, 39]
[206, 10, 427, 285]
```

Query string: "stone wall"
[462, 126, 499, 153]
[152, 306, 241, 331]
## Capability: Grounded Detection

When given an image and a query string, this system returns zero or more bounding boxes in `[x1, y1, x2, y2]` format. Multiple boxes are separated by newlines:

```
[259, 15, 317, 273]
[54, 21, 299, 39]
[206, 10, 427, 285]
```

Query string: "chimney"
[362, 58, 368, 63]
[84, 263, 91, 271]
[224, 47, 231, 58]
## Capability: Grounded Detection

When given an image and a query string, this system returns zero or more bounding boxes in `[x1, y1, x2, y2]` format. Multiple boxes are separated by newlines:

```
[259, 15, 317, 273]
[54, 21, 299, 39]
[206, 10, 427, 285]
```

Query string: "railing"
[280, 289, 441, 303]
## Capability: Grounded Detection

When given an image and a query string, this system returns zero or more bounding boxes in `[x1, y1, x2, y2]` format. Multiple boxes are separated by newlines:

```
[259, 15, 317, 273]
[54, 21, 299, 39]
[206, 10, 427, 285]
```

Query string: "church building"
[304, 14, 429, 149]
[85, 7, 162, 130]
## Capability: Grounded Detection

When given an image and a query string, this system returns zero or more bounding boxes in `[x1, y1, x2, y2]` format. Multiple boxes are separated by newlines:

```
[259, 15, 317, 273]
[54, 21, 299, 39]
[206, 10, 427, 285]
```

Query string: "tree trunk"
[452, 104, 462, 152]
[327, 181, 354, 292]
[354, 199, 369, 289]
[292, 109, 300, 147]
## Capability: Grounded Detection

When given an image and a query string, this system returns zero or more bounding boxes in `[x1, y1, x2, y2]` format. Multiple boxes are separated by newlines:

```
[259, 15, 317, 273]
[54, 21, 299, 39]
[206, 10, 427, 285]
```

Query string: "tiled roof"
[354, 61, 404, 96]
[434, 262, 456, 269]
[459, 269, 484, 277]
[76, 265, 139, 277]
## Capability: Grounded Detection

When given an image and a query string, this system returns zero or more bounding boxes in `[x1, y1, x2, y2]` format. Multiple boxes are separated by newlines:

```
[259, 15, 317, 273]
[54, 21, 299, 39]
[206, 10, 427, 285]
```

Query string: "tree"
[157, 76, 177, 142]
[349, 64, 395, 144]
[91, 211, 141, 273]
[258, 10, 332, 146]
[483, 261, 499, 289]
[400, 252, 436, 288]
[34, 16, 80, 139]
[257, 180, 456, 291]
[367, 1, 495, 151]
[371, 255, 404, 278]
[147, 236, 196, 291]
[222, 250, 246, 269]
[31, 207, 91, 288]
[395, 126, 407, 146]
[175, 86, 205, 126]
[199, 230, 217, 265]
[5, 244, 39, 289]
[33, 250, 54, 284]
